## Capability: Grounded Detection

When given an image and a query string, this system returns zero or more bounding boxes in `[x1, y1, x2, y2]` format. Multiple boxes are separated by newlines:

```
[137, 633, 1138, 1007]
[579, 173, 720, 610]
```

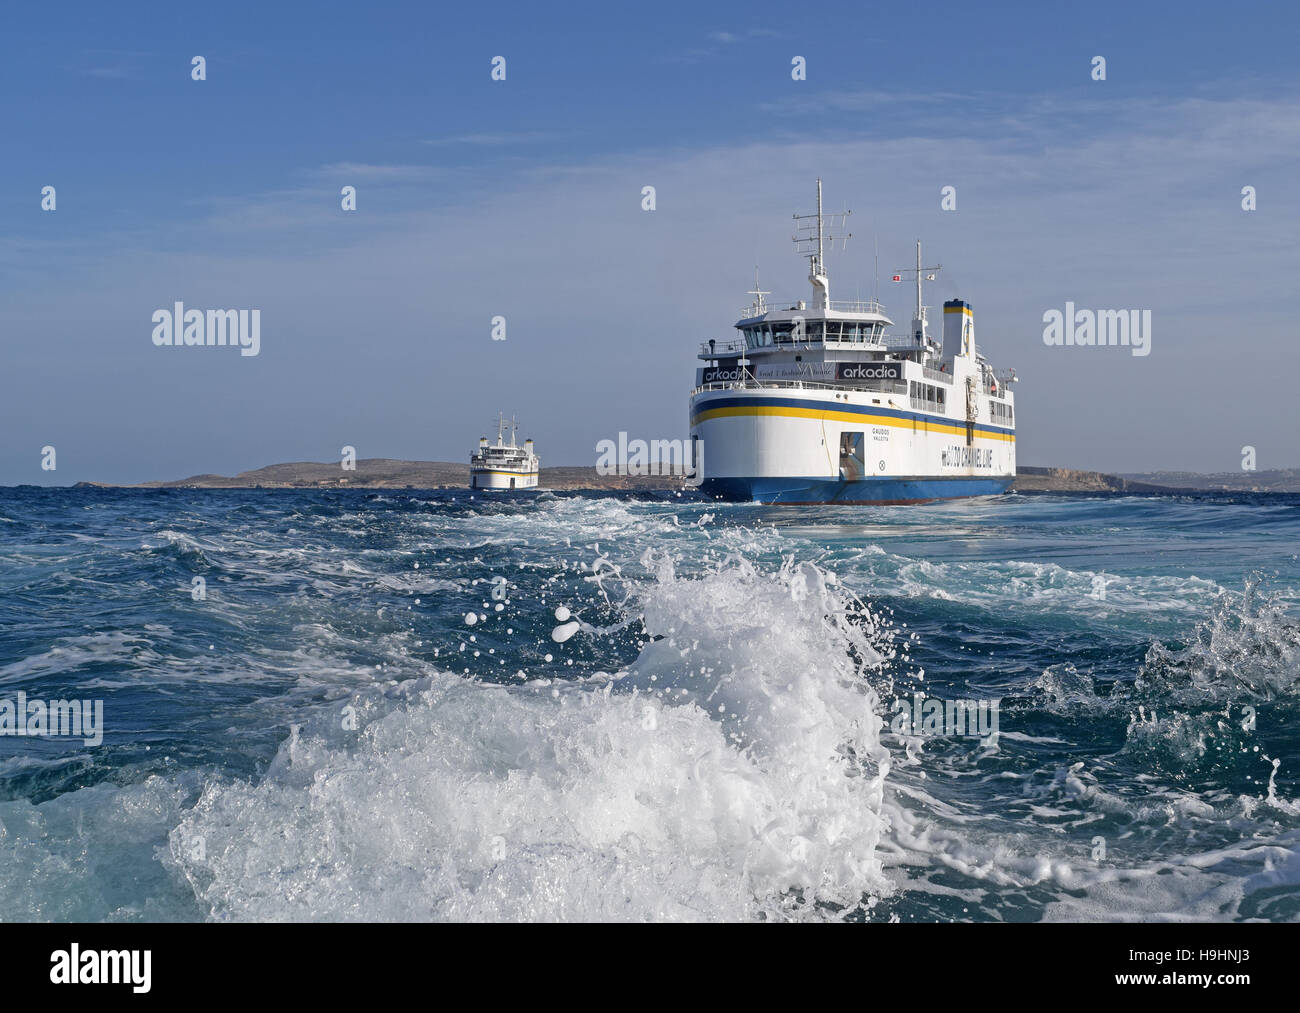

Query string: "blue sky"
[3, 0, 1299, 484]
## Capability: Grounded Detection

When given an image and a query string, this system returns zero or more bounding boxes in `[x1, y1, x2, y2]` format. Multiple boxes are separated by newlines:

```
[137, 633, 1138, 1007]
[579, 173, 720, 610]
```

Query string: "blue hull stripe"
[700, 475, 1013, 504]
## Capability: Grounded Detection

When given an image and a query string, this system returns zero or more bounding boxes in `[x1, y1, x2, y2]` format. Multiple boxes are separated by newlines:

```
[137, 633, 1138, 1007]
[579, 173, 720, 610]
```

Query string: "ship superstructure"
[689, 180, 1016, 504]
[470, 414, 540, 491]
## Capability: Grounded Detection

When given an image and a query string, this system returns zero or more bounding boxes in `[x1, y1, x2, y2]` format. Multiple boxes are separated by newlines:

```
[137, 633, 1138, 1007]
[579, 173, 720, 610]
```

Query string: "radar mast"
[792, 179, 851, 310]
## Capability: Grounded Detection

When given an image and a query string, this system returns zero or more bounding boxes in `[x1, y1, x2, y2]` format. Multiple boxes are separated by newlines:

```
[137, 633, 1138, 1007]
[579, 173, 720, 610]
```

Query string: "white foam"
[163, 553, 897, 921]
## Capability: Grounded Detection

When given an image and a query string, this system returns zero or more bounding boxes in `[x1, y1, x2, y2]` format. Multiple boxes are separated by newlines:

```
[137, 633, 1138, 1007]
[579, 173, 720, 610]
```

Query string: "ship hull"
[698, 474, 1011, 504]
[470, 470, 539, 490]
[690, 387, 1015, 505]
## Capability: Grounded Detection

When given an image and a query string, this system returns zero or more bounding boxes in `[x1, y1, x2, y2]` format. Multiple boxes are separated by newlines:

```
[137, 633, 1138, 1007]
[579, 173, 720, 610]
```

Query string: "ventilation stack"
[942, 299, 973, 360]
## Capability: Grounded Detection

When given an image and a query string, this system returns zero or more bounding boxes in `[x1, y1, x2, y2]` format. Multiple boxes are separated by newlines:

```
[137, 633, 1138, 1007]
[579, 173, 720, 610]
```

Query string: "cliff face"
[1009, 466, 1175, 493]
[1010, 467, 1121, 492]
[1116, 468, 1300, 493]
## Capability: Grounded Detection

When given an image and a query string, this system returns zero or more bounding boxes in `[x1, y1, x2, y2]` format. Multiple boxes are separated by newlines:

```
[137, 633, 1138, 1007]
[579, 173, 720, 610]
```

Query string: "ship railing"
[693, 378, 909, 396]
[705, 337, 895, 356]
[472, 454, 531, 464]
[736, 298, 888, 317]
[822, 338, 888, 350]
[922, 366, 955, 385]
[826, 298, 886, 314]
[699, 338, 748, 357]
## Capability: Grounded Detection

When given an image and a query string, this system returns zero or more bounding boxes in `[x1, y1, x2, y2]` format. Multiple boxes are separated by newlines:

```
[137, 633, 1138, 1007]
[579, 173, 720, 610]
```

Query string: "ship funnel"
[524, 438, 534, 451]
[479, 436, 489, 449]
[942, 299, 973, 360]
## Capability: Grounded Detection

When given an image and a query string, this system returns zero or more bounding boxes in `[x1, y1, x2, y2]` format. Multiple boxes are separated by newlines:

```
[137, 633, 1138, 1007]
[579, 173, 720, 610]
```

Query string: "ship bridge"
[727, 301, 894, 354]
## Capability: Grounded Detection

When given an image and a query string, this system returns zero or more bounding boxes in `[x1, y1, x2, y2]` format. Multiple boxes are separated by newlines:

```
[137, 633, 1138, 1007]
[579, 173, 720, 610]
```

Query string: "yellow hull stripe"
[691, 404, 1016, 443]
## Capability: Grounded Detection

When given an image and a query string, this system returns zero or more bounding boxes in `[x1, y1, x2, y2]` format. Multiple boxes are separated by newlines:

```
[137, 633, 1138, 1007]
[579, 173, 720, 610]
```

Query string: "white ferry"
[689, 180, 1017, 504]
[470, 414, 539, 491]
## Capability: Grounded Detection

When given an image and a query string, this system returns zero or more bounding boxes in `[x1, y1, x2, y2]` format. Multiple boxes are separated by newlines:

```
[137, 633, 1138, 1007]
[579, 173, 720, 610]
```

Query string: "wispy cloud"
[670, 27, 783, 64]
[758, 88, 984, 119]
[82, 65, 134, 79]
[422, 131, 563, 147]
[311, 163, 443, 182]
[709, 28, 780, 44]
[70, 48, 151, 80]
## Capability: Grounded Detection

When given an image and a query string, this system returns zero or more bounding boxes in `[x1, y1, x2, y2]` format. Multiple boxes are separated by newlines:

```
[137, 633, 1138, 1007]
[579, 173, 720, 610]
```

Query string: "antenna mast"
[894, 240, 942, 343]
[873, 233, 879, 304]
[793, 178, 851, 310]
[817, 178, 824, 274]
[746, 265, 770, 315]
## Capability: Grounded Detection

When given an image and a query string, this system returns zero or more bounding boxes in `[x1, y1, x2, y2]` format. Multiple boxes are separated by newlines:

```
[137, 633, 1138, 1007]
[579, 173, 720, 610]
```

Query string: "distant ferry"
[470, 415, 539, 490]
[689, 180, 1017, 504]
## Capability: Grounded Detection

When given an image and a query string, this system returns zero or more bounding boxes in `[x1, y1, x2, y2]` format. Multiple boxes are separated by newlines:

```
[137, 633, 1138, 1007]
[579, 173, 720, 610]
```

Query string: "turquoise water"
[1, 487, 1298, 921]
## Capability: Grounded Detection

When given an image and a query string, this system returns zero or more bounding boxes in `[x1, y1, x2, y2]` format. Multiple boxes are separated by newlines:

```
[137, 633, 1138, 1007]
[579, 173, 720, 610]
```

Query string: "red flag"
[891, 274, 901, 282]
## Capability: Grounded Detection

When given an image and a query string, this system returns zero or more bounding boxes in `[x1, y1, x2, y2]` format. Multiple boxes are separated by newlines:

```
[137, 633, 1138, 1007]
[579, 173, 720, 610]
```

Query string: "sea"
[1, 486, 1298, 922]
